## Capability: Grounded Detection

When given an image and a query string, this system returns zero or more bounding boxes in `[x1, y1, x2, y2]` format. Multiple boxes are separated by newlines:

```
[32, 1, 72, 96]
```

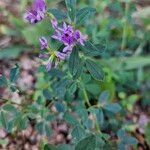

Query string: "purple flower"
[39, 53, 49, 59]
[62, 45, 73, 53]
[56, 52, 66, 60]
[52, 22, 74, 46]
[44, 52, 66, 71]
[61, 23, 74, 46]
[24, 0, 46, 24]
[51, 19, 87, 53]
[74, 30, 87, 46]
[39, 37, 48, 50]
[46, 60, 52, 71]
[51, 18, 58, 29]
[51, 30, 62, 41]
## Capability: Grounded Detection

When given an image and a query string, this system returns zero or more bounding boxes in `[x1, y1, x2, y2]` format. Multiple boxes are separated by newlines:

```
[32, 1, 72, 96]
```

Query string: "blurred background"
[0, 0, 150, 149]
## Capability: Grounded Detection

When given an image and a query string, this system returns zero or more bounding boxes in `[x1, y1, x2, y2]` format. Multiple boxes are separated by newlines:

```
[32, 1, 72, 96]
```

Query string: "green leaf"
[95, 108, 104, 125]
[57, 144, 74, 150]
[118, 142, 126, 150]
[73, 59, 84, 79]
[54, 102, 65, 113]
[103, 103, 121, 113]
[85, 84, 100, 95]
[117, 129, 126, 139]
[75, 135, 96, 150]
[81, 73, 91, 83]
[64, 112, 78, 126]
[9, 64, 19, 83]
[78, 41, 103, 57]
[45, 123, 52, 137]
[0, 75, 7, 87]
[68, 82, 77, 95]
[98, 90, 110, 105]
[101, 133, 110, 141]
[0, 111, 7, 129]
[145, 123, 150, 146]
[49, 69, 65, 78]
[48, 9, 66, 20]
[14, 115, 28, 130]
[76, 7, 96, 25]
[124, 137, 138, 145]
[86, 59, 104, 81]
[2, 104, 17, 113]
[95, 133, 105, 150]
[95, 133, 105, 148]
[69, 47, 80, 76]
[54, 79, 69, 98]
[76, 109, 93, 129]
[44, 144, 57, 150]
[76, 108, 88, 123]
[7, 119, 15, 132]
[65, 0, 76, 21]
[102, 141, 117, 150]
[46, 114, 55, 122]
[35, 122, 45, 135]
[71, 125, 86, 142]
[43, 89, 52, 100]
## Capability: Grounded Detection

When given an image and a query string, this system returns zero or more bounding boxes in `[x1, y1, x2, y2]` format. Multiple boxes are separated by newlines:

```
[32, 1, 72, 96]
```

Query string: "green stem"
[82, 86, 101, 132]
[79, 79, 101, 132]
[83, 87, 91, 107]
[121, 2, 129, 50]
[79, 78, 91, 107]
[47, 47, 55, 54]
[95, 118, 101, 133]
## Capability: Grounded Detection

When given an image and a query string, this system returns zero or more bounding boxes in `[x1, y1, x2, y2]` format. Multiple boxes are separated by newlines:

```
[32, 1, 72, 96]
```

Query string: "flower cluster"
[39, 37, 66, 71]
[24, 0, 46, 24]
[24, 0, 87, 71]
[51, 18, 87, 54]
[39, 19, 87, 71]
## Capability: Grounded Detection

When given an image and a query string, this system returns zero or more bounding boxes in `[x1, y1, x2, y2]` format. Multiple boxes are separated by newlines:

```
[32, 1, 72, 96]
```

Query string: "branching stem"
[79, 78, 101, 133]
[82, 87, 91, 107]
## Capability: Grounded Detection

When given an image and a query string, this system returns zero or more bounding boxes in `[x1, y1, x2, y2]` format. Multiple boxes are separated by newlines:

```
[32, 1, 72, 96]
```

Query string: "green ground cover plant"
[0, 0, 150, 149]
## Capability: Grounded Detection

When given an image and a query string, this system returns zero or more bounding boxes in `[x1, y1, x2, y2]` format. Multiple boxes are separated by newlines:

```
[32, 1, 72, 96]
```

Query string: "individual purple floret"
[56, 52, 67, 60]
[45, 52, 66, 71]
[74, 30, 87, 46]
[51, 18, 87, 53]
[39, 53, 49, 59]
[39, 36, 67, 71]
[24, 0, 46, 24]
[51, 18, 58, 29]
[46, 60, 52, 71]
[39, 37, 48, 50]
[44, 51, 67, 71]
